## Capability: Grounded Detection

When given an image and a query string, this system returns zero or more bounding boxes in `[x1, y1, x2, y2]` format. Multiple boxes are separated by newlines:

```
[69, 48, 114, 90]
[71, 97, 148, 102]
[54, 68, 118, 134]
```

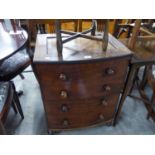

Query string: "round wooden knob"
[106, 68, 115, 75]
[60, 91, 68, 98]
[101, 99, 108, 106]
[63, 119, 69, 126]
[99, 114, 104, 120]
[59, 73, 67, 80]
[61, 105, 69, 112]
[104, 85, 111, 91]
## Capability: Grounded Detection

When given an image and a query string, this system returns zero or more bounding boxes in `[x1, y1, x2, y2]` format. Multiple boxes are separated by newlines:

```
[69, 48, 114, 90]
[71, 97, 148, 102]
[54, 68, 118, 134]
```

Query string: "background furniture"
[0, 120, 6, 134]
[113, 19, 155, 123]
[142, 65, 155, 119]
[0, 82, 24, 134]
[0, 20, 28, 61]
[55, 19, 109, 54]
[33, 32, 132, 133]
[0, 20, 31, 95]
[27, 19, 78, 51]
[78, 19, 116, 34]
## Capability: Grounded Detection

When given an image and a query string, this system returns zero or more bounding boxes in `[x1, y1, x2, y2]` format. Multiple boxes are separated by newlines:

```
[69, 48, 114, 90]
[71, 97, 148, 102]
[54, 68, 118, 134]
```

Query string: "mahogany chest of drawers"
[33, 34, 132, 133]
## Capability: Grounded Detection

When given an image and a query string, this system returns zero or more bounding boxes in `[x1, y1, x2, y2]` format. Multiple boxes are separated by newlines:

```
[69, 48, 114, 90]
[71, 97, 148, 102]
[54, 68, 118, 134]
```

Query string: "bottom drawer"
[44, 94, 120, 130]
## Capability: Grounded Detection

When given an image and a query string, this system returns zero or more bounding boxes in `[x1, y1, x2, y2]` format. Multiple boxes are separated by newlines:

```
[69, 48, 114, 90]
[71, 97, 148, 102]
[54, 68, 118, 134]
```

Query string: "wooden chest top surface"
[33, 33, 132, 63]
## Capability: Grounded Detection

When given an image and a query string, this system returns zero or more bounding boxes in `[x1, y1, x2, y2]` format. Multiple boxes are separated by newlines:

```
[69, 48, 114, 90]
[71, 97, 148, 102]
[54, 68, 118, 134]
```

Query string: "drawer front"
[44, 95, 119, 130]
[41, 81, 123, 100]
[36, 59, 129, 100]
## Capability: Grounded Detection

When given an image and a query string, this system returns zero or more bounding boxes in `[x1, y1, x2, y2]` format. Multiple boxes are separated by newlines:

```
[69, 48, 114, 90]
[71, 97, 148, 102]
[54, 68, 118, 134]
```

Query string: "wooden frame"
[116, 19, 155, 123]
[55, 19, 109, 54]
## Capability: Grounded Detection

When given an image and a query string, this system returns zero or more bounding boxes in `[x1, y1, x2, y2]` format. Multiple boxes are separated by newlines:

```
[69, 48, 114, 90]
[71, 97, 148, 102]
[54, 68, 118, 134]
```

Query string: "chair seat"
[0, 51, 30, 81]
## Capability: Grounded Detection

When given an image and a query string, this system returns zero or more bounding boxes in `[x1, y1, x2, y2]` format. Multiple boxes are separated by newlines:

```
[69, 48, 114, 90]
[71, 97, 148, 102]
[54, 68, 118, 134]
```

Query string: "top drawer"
[36, 58, 129, 82]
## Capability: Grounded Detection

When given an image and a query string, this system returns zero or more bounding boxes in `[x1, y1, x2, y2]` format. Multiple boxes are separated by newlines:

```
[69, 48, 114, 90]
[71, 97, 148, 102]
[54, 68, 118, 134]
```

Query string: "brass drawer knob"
[104, 85, 111, 91]
[63, 119, 69, 126]
[106, 68, 115, 75]
[61, 105, 69, 112]
[60, 91, 68, 98]
[59, 73, 67, 80]
[99, 114, 104, 120]
[101, 99, 108, 106]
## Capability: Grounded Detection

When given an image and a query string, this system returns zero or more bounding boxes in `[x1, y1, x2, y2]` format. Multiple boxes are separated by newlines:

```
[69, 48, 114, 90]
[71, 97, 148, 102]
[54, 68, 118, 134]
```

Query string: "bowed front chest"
[33, 33, 132, 133]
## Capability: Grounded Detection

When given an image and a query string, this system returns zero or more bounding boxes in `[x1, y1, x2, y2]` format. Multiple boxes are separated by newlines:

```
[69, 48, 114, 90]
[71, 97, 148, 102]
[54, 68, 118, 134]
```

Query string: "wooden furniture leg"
[113, 64, 138, 125]
[0, 120, 6, 135]
[11, 82, 24, 119]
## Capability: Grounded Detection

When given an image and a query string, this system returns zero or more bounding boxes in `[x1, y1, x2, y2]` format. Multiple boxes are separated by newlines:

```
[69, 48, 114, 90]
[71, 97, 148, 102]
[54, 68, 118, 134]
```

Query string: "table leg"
[113, 64, 138, 125]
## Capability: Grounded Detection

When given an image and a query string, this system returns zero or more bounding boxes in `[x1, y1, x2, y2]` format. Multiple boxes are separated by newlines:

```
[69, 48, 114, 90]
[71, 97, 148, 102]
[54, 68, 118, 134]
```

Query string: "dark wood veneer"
[33, 33, 132, 132]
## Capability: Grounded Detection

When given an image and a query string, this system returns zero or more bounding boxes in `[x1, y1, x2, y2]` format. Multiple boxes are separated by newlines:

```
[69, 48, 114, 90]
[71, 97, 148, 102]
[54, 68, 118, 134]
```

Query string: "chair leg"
[147, 91, 155, 120]
[12, 100, 18, 114]
[140, 66, 149, 90]
[129, 67, 140, 94]
[13, 91, 24, 119]
[19, 73, 25, 79]
[0, 120, 6, 135]
[17, 90, 24, 96]
[11, 82, 24, 119]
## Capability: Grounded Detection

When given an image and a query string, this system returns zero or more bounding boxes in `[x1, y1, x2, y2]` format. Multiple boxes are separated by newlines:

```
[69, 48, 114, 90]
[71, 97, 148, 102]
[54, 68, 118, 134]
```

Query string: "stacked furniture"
[33, 32, 132, 133]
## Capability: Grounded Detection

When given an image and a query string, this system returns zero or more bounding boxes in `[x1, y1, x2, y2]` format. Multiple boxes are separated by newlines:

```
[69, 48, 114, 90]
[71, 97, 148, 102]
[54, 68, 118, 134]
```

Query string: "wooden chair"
[27, 19, 78, 50]
[0, 81, 24, 134]
[78, 19, 110, 32]
[112, 19, 134, 38]
[138, 62, 155, 121]
[114, 19, 155, 122]
[55, 19, 109, 54]
[113, 19, 155, 39]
